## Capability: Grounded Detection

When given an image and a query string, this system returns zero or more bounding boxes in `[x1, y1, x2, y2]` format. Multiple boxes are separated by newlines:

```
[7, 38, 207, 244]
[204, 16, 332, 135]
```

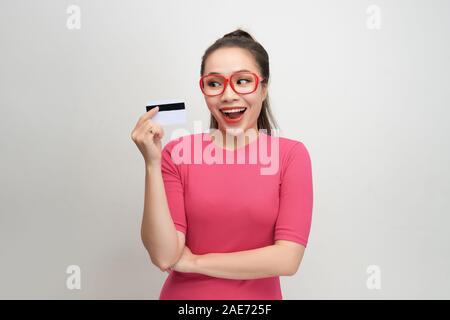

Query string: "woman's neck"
[211, 127, 260, 150]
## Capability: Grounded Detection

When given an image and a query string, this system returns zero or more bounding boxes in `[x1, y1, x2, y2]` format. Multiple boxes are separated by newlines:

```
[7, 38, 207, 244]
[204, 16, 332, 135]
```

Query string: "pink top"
[158, 131, 313, 300]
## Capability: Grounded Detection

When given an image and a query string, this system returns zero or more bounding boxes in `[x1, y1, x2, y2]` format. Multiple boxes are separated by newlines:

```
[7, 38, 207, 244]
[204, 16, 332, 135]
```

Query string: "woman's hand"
[130, 107, 165, 166]
[167, 246, 198, 274]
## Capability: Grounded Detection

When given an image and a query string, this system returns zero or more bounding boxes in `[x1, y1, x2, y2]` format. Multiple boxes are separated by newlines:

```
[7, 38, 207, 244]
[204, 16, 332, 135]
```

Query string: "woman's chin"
[219, 123, 247, 136]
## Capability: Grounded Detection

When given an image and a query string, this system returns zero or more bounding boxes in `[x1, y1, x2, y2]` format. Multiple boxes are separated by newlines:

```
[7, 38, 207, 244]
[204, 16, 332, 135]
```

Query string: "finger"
[132, 117, 155, 141]
[131, 108, 159, 140]
[135, 115, 160, 136]
[150, 125, 164, 139]
[137, 106, 160, 129]
[143, 121, 163, 139]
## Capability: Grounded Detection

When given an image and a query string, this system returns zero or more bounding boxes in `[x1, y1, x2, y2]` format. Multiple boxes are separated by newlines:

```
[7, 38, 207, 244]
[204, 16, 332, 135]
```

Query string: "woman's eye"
[237, 79, 251, 85]
[208, 81, 221, 87]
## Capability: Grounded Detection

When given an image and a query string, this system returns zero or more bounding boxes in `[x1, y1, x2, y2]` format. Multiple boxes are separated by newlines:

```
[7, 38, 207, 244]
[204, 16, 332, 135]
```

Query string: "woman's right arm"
[131, 107, 185, 272]
[142, 163, 185, 272]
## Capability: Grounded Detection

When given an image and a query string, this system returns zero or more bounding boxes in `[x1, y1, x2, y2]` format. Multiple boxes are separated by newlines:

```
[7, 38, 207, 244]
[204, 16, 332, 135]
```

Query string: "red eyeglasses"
[199, 71, 265, 97]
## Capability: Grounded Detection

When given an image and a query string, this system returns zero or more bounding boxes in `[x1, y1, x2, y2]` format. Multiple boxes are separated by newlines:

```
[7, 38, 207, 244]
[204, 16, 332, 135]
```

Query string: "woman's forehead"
[205, 48, 258, 74]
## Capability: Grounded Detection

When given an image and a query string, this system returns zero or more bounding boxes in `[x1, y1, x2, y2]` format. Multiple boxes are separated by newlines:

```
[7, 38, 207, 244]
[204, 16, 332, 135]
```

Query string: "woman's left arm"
[171, 240, 305, 280]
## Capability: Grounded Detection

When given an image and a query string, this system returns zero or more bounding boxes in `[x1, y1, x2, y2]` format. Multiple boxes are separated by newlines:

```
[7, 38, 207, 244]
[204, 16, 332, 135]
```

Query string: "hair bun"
[223, 29, 254, 40]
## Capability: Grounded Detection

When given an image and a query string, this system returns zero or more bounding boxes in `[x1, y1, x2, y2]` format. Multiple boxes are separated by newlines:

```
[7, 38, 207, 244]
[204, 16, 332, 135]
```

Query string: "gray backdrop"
[1, 0, 449, 299]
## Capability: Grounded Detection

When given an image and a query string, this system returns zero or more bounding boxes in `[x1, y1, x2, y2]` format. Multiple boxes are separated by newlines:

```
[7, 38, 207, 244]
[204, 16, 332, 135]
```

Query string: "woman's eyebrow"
[207, 69, 252, 75]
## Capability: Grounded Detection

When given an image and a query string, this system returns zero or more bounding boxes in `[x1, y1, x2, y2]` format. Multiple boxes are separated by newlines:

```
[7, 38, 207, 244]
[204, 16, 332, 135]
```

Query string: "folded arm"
[189, 240, 305, 280]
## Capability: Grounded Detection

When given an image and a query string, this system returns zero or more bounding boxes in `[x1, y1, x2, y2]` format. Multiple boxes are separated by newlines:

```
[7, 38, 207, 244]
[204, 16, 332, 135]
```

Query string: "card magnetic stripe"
[146, 102, 185, 112]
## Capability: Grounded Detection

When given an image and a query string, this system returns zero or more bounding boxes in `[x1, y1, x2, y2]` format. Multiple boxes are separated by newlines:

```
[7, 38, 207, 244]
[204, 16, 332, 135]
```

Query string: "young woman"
[131, 29, 314, 300]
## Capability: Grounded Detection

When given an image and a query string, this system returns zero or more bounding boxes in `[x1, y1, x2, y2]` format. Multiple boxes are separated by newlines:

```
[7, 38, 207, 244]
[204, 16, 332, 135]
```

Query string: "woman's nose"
[221, 81, 239, 99]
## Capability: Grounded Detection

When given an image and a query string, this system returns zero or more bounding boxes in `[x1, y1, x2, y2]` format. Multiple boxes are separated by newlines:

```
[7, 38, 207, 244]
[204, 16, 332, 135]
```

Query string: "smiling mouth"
[220, 108, 247, 119]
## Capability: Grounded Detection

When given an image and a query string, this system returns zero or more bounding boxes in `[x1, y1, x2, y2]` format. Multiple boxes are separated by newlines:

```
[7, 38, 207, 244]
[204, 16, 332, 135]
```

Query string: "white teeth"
[222, 108, 246, 113]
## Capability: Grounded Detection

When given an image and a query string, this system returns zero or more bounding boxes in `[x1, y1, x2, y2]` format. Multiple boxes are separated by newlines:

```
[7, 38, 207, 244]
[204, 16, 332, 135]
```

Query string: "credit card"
[145, 99, 186, 125]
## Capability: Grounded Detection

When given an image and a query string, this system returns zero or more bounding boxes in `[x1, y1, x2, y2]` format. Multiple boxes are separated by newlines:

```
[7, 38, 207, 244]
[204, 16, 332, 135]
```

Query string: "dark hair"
[200, 29, 279, 135]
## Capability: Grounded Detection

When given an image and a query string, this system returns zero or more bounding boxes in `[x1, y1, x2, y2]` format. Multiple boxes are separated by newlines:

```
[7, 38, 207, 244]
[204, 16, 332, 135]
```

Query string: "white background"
[1, 0, 449, 299]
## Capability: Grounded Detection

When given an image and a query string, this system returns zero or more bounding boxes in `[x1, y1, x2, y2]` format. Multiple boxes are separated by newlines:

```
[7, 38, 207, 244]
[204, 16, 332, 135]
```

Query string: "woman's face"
[202, 47, 268, 137]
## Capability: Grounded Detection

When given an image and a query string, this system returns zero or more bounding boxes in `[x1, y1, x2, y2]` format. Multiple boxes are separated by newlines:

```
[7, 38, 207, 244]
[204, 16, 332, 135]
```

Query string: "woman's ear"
[262, 85, 268, 102]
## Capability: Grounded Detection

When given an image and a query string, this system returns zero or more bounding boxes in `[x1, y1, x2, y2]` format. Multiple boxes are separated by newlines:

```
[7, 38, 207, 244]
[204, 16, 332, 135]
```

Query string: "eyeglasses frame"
[199, 71, 266, 97]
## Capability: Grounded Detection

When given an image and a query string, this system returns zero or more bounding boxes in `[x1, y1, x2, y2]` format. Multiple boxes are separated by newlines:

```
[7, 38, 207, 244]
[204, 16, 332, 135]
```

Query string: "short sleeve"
[274, 142, 313, 247]
[161, 140, 187, 235]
